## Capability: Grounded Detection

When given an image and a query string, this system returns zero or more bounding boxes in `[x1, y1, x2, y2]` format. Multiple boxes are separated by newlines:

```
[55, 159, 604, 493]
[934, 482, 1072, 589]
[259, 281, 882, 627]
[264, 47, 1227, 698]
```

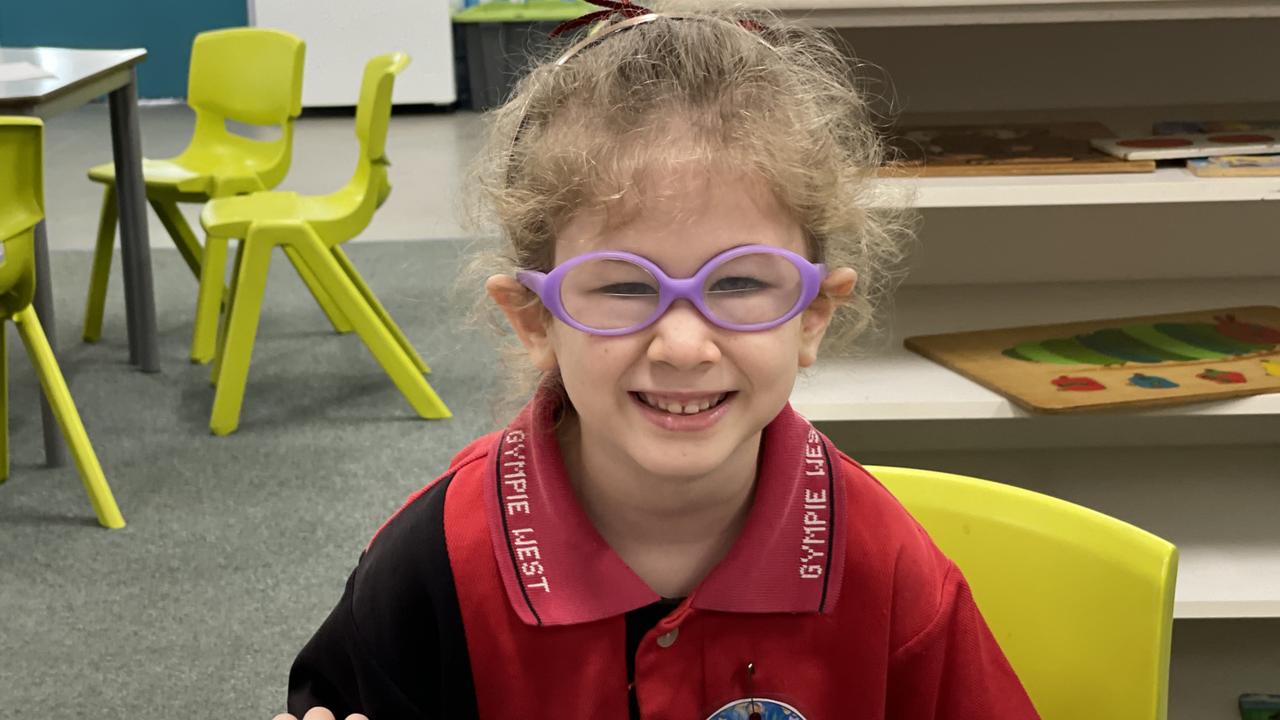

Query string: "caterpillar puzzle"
[904, 306, 1280, 412]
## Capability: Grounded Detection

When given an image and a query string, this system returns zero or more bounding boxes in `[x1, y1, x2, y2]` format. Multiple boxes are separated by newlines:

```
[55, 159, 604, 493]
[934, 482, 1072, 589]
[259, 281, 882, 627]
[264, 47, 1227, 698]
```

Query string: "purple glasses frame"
[516, 244, 828, 336]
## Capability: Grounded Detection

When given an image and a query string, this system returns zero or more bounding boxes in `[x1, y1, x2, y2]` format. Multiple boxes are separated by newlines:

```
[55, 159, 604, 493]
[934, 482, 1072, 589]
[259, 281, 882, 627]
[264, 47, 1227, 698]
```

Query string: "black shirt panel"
[288, 471, 679, 720]
[287, 473, 478, 719]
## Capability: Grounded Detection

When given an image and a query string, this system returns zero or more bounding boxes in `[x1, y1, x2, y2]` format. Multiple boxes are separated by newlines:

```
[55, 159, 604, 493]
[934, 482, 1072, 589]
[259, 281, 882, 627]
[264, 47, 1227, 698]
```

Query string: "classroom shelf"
[791, 277, 1280, 422]
[759, 0, 1280, 27]
[1151, 457, 1280, 620]
[1175, 546, 1280, 619]
[871, 167, 1280, 209]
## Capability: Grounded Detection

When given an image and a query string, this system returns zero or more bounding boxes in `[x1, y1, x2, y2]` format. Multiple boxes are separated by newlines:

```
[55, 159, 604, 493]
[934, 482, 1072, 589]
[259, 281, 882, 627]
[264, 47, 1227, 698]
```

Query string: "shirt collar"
[483, 384, 846, 626]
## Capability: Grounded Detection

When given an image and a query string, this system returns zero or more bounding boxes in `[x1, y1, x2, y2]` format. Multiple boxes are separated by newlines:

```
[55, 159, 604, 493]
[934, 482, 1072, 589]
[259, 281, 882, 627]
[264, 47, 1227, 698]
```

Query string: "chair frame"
[194, 53, 449, 435]
[2, 117, 124, 529]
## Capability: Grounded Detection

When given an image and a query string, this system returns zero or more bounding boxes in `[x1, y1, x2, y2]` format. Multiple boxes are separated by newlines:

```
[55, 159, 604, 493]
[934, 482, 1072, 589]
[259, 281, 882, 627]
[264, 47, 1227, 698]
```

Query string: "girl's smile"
[630, 390, 737, 432]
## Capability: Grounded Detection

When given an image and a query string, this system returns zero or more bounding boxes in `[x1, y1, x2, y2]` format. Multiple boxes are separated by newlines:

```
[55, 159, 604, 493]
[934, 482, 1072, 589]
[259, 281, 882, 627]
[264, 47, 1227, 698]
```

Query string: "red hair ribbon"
[550, 0, 652, 37]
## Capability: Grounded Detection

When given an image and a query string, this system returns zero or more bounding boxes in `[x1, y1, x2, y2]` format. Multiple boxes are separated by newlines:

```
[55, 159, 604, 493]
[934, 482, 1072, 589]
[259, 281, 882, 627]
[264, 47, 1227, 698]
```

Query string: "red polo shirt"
[288, 389, 1040, 720]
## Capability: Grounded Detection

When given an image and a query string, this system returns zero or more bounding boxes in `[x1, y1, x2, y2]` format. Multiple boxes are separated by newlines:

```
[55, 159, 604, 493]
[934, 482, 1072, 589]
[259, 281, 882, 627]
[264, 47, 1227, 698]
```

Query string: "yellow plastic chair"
[1, 118, 124, 529]
[194, 53, 451, 435]
[82, 28, 319, 343]
[869, 465, 1177, 720]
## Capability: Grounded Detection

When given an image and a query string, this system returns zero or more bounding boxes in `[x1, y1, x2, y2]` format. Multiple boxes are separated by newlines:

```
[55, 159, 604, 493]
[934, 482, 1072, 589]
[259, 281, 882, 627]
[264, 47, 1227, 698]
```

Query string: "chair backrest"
[183, 28, 306, 191]
[355, 52, 410, 166]
[0, 117, 45, 316]
[311, 53, 410, 243]
[868, 465, 1177, 720]
[188, 27, 305, 126]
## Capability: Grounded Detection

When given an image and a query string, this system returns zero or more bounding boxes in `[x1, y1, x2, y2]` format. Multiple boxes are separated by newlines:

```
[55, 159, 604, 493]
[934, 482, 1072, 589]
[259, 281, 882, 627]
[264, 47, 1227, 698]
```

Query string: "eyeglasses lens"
[560, 258, 661, 331]
[702, 252, 803, 327]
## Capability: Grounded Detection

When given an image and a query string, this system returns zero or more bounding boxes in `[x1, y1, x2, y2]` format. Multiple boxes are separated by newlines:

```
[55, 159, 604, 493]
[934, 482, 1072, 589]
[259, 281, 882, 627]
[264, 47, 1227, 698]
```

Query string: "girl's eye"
[708, 276, 767, 293]
[598, 282, 658, 296]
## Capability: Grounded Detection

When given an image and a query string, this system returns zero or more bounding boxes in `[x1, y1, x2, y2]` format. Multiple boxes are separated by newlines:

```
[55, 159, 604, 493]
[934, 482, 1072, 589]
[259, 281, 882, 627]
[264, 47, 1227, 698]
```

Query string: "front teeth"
[639, 393, 726, 415]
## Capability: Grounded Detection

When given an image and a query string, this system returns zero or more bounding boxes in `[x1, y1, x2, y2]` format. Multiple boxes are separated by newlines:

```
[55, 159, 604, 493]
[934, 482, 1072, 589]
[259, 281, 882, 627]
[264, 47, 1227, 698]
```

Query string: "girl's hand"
[272, 708, 369, 720]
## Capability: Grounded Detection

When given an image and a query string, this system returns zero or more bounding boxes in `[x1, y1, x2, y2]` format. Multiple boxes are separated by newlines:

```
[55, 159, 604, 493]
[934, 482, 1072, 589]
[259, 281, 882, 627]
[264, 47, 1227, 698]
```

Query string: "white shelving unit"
[793, 278, 1280, 421]
[761, 0, 1280, 26]
[771, 5, 1280, 718]
[879, 168, 1280, 208]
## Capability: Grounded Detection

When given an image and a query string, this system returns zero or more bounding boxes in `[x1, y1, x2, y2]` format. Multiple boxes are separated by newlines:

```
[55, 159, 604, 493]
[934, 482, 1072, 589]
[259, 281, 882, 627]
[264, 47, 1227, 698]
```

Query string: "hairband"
[550, 0, 769, 48]
[505, 2, 774, 187]
[549, 0, 652, 38]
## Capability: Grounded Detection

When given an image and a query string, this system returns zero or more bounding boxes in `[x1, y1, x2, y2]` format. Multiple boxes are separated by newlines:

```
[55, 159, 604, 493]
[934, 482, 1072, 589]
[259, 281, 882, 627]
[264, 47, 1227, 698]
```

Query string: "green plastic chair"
[869, 465, 1177, 720]
[1, 117, 124, 529]
[194, 53, 451, 435]
[82, 27, 314, 343]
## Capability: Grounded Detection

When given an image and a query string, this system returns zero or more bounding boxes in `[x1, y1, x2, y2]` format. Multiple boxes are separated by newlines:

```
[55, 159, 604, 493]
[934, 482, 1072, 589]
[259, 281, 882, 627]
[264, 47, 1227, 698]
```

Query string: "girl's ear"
[799, 267, 857, 367]
[486, 275, 559, 372]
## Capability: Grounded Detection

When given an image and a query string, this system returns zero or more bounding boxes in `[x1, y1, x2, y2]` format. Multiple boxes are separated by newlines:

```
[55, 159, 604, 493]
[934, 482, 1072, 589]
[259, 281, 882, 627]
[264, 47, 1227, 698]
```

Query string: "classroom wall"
[0, 0, 248, 98]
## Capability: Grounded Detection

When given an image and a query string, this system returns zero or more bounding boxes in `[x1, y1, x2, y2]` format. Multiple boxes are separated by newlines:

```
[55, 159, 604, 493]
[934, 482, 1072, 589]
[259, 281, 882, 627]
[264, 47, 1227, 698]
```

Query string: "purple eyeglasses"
[516, 244, 827, 336]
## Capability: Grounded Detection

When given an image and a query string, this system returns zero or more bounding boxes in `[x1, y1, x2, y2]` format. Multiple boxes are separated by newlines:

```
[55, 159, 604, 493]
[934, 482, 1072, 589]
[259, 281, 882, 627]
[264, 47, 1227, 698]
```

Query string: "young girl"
[276, 4, 1039, 719]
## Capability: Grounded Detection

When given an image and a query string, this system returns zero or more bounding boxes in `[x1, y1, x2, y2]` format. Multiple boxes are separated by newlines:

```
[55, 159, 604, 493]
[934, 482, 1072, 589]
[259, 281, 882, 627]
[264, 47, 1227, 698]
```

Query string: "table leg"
[108, 69, 160, 373]
[30, 220, 68, 468]
[106, 101, 141, 365]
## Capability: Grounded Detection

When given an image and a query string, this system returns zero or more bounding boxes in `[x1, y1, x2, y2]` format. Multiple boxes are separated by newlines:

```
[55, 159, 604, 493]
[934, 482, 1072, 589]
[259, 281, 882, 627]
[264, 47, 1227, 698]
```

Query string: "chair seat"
[88, 156, 268, 197]
[201, 191, 347, 239]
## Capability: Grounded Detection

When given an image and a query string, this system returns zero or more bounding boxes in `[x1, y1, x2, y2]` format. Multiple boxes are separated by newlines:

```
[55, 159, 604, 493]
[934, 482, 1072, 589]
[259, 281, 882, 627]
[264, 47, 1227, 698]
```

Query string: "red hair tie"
[550, 0, 652, 37]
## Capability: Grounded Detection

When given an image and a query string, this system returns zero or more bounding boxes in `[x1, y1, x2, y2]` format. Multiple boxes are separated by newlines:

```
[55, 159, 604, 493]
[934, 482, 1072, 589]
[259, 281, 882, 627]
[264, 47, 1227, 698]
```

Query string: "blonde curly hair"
[461, 2, 914, 404]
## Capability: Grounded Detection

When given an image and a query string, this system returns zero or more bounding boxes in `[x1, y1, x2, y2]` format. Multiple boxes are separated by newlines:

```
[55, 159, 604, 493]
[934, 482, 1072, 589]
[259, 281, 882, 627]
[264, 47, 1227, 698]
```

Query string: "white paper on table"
[0, 61, 56, 83]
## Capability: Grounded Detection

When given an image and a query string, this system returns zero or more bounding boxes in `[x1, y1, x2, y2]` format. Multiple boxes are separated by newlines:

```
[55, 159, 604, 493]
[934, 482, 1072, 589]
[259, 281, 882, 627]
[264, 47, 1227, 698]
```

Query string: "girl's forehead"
[552, 166, 806, 270]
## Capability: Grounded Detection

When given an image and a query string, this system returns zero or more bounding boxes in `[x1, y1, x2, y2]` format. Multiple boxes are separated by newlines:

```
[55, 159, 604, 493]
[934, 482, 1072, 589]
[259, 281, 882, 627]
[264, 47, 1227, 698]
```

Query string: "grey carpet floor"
[0, 240, 502, 720]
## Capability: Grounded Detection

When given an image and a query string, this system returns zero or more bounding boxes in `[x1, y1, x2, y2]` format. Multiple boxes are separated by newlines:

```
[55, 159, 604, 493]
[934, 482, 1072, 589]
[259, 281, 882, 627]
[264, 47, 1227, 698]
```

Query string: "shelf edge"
[1174, 599, 1280, 620]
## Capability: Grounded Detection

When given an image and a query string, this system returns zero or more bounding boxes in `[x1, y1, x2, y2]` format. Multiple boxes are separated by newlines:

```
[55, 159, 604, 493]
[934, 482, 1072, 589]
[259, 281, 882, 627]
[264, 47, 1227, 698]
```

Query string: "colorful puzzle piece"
[1129, 373, 1179, 389]
[1052, 375, 1105, 391]
[1216, 314, 1280, 345]
[1198, 369, 1248, 384]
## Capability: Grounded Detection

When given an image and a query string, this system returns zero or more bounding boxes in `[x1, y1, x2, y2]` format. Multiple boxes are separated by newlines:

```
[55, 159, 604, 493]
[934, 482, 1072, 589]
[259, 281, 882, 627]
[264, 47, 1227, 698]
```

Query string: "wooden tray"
[1187, 154, 1280, 177]
[904, 306, 1280, 413]
[882, 121, 1156, 177]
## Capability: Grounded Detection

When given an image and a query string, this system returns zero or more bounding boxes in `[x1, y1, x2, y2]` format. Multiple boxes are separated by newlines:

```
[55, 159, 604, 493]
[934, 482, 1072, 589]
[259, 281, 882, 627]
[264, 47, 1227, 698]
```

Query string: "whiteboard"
[249, 0, 456, 106]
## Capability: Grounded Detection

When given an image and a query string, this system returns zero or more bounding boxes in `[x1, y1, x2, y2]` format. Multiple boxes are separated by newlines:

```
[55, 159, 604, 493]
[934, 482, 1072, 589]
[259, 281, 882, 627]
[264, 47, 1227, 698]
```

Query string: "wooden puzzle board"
[904, 306, 1280, 413]
[882, 122, 1156, 177]
[1093, 129, 1280, 161]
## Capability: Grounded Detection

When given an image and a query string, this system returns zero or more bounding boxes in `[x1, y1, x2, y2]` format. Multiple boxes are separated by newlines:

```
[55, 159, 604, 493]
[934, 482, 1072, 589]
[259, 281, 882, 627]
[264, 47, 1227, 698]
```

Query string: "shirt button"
[656, 628, 679, 648]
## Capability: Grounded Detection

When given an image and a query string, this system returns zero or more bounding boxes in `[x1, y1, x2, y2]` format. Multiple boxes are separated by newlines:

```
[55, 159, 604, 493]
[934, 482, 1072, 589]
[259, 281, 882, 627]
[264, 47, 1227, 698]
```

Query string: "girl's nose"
[645, 301, 722, 369]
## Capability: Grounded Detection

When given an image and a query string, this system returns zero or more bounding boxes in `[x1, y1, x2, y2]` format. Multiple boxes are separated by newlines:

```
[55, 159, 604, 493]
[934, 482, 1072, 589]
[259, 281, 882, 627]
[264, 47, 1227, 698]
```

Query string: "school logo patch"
[705, 698, 807, 720]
